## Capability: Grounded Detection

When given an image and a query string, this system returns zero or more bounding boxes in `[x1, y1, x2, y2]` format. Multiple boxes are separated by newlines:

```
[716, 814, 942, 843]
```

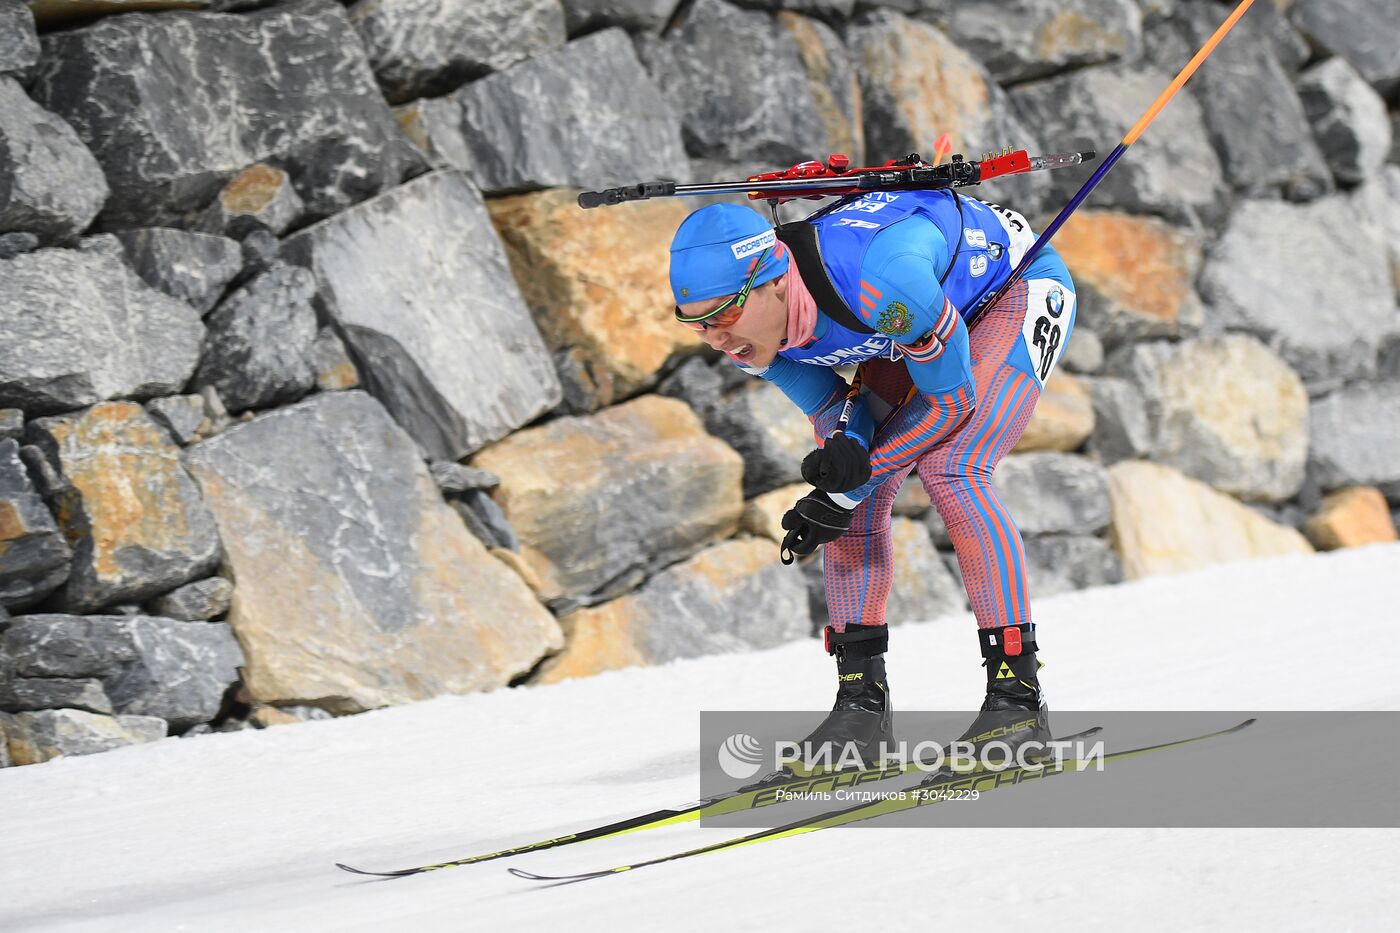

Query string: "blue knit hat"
[668, 204, 789, 305]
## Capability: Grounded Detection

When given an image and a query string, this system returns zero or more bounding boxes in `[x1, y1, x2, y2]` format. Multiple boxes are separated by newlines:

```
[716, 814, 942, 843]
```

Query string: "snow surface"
[2, 544, 1398, 933]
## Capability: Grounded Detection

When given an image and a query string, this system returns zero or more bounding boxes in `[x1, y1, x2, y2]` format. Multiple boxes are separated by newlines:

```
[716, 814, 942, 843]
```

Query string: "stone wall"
[1, 0, 1397, 765]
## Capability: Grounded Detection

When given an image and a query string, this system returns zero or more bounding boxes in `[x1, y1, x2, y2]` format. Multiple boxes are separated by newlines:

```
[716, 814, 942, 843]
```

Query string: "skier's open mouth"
[728, 342, 755, 363]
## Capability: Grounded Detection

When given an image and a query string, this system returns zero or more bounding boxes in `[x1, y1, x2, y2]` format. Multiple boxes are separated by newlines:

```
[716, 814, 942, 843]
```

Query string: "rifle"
[576, 148, 1095, 212]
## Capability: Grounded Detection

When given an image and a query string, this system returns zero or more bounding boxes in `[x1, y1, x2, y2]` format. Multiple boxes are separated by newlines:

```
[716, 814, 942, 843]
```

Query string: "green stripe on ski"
[508, 720, 1254, 883]
[337, 728, 1088, 878]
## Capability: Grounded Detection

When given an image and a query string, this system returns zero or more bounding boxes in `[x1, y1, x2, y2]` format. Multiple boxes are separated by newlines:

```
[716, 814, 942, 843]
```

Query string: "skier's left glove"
[801, 432, 872, 494]
[779, 489, 855, 565]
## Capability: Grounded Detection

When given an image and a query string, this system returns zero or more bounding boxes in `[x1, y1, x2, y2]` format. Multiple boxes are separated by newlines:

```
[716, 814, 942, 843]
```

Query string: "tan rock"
[1014, 371, 1094, 452]
[742, 483, 809, 543]
[30, 402, 221, 611]
[488, 190, 701, 410]
[776, 12, 864, 162]
[534, 536, 809, 684]
[488, 546, 548, 598]
[1304, 486, 1399, 550]
[1052, 210, 1203, 345]
[533, 602, 647, 685]
[851, 16, 995, 155]
[249, 706, 302, 729]
[185, 392, 563, 713]
[1106, 461, 1312, 580]
[1125, 335, 1308, 501]
[474, 395, 744, 599]
[0, 709, 166, 765]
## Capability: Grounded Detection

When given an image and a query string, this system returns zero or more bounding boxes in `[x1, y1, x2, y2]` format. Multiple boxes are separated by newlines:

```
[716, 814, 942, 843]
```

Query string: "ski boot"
[955, 624, 1051, 765]
[789, 624, 894, 776]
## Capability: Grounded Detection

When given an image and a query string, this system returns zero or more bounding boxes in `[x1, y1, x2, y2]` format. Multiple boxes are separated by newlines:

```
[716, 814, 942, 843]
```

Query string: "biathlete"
[668, 188, 1076, 758]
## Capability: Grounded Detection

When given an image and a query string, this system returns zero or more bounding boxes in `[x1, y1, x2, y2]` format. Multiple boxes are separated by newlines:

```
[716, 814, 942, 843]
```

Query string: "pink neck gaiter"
[782, 246, 819, 349]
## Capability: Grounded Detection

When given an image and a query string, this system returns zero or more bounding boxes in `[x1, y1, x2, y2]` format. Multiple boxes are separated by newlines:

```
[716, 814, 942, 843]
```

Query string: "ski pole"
[967, 0, 1258, 327]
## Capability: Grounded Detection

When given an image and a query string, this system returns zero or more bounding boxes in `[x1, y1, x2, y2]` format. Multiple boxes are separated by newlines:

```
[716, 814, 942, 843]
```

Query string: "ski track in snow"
[2, 544, 1398, 932]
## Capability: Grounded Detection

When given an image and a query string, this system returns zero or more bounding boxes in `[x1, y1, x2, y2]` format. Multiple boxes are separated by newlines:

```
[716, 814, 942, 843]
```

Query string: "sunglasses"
[674, 246, 772, 333]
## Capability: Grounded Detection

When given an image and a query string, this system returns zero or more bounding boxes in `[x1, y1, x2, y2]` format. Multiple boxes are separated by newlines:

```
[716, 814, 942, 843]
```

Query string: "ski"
[335, 726, 1099, 878]
[508, 719, 1254, 884]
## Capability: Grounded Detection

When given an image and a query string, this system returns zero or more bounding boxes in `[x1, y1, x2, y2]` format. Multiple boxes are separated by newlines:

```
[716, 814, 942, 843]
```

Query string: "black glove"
[779, 489, 855, 564]
[801, 432, 872, 494]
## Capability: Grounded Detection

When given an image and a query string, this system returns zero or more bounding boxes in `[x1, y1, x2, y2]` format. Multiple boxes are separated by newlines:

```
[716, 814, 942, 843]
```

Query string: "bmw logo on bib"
[1045, 285, 1065, 318]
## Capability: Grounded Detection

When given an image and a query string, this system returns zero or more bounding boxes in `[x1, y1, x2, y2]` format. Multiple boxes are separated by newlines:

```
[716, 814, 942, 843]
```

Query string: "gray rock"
[350, 0, 566, 104]
[195, 386, 234, 440]
[1116, 335, 1309, 502]
[1082, 375, 1152, 465]
[114, 228, 243, 316]
[853, 0, 948, 23]
[0, 675, 114, 715]
[851, 11, 1055, 210]
[234, 225, 281, 285]
[185, 391, 564, 710]
[630, 540, 810, 663]
[0, 1, 38, 79]
[145, 576, 234, 622]
[1308, 381, 1400, 497]
[0, 439, 71, 610]
[735, 0, 855, 19]
[196, 164, 306, 238]
[473, 394, 743, 601]
[993, 453, 1112, 535]
[562, 0, 680, 33]
[1289, 0, 1400, 100]
[146, 395, 207, 446]
[0, 709, 167, 764]
[16, 444, 64, 502]
[393, 96, 476, 178]
[429, 461, 499, 494]
[1199, 197, 1394, 389]
[282, 170, 561, 460]
[1166, 1, 1331, 200]
[548, 346, 608, 417]
[450, 498, 498, 549]
[28, 0, 425, 228]
[776, 10, 865, 163]
[1, 614, 242, 729]
[1009, 63, 1225, 226]
[1298, 57, 1393, 187]
[0, 232, 38, 259]
[0, 237, 205, 415]
[705, 380, 814, 497]
[191, 263, 318, 413]
[948, 0, 1142, 85]
[27, 402, 223, 612]
[308, 327, 360, 392]
[0, 78, 109, 241]
[0, 409, 21, 442]
[657, 356, 726, 417]
[642, 0, 827, 165]
[454, 490, 519, 551]
[1382, 332, 1400, 381]
[1024, 534, 1122, 597]
[1062, 327, 1104, 374]
[457, 28, 689, 194]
